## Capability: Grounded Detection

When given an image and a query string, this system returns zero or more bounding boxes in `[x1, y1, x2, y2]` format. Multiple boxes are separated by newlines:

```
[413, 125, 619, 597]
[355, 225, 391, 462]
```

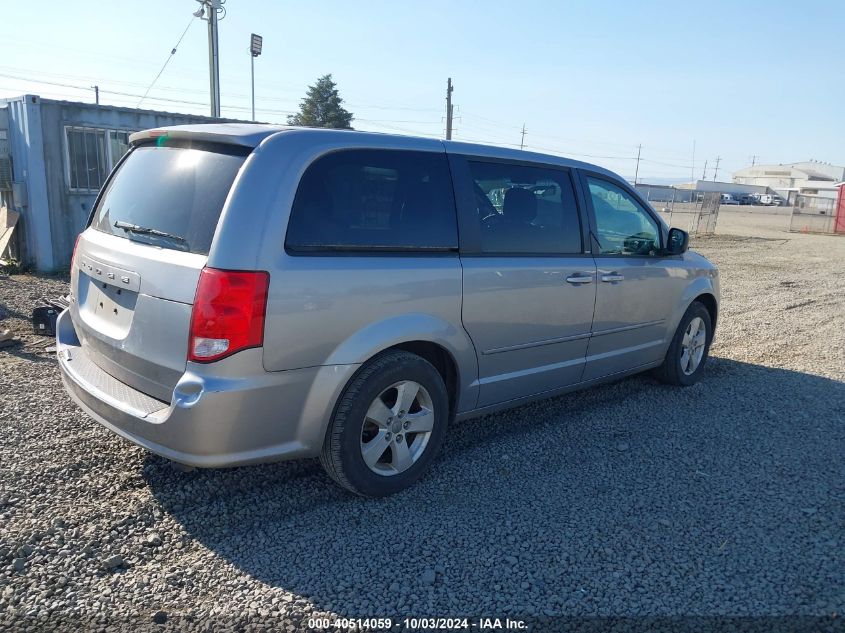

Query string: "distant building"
[0, 94, 237, 271]
[634, 183, 702, 203]
[672, 180, 769, 196]
[732, 161, 845, 201]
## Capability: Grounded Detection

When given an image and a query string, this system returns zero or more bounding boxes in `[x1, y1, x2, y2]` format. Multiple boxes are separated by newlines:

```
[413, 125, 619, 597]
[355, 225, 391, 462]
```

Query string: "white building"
[733, 161, 844, 200]
[673, 180, 768, 195]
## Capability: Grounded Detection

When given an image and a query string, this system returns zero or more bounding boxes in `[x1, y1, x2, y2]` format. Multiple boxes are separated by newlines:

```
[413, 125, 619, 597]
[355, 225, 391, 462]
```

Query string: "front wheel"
[654, 301, 713, 386]
[320, 351, 449, 497]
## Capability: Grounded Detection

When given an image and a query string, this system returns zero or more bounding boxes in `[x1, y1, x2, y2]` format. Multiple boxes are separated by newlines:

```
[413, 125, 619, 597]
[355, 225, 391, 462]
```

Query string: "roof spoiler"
[129, 124, 284, 148]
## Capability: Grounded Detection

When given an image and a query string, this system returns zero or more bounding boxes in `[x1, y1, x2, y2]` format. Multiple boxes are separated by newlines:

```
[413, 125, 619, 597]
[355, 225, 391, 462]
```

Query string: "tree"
[287, 74, 354, 129]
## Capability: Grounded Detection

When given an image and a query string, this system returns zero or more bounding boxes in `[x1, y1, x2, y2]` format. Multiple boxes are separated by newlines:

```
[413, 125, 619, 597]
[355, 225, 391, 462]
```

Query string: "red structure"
[836, 184, 845, 234]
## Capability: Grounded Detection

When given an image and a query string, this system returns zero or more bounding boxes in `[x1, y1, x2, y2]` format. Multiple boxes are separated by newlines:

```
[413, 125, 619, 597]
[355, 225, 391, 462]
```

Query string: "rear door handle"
[601, 273, 624, 283]
[565, 273, 594, 285]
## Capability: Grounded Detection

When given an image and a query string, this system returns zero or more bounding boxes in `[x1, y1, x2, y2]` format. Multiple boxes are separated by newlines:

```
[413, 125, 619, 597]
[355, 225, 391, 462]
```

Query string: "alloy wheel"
[359, 380, 435, 476]
[680, 316, 707, 375]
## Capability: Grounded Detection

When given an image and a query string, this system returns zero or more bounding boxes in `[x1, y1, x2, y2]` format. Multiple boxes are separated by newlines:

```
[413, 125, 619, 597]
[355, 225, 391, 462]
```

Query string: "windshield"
[90, 141, 248, 255]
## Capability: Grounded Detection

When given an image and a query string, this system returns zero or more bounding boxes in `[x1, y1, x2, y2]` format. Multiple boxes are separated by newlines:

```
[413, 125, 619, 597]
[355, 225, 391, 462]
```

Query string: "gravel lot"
[1, 215, 843, 631]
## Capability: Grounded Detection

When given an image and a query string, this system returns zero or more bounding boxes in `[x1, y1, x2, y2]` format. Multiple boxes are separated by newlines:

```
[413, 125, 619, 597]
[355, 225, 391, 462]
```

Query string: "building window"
[109, 131, 131, 167]
[65, 127, 134, 192]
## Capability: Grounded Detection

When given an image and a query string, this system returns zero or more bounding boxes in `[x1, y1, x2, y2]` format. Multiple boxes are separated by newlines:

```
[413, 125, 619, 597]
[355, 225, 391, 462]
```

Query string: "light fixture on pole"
[250, 33, 263, 122]
[195, 0, 225, 118]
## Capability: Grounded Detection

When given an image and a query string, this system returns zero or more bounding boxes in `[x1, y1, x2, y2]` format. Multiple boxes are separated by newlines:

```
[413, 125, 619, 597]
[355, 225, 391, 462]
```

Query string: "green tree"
[287, 74, 354, 129]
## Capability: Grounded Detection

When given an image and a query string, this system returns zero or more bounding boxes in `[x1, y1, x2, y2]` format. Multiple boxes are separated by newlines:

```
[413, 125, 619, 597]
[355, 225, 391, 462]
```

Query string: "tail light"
[188, 268, 270, 363]
[70, 234, 81, 271]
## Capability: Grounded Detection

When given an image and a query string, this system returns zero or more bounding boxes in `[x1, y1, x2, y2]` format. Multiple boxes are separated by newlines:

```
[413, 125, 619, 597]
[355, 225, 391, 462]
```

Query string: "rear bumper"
[56, 309, 359, 467]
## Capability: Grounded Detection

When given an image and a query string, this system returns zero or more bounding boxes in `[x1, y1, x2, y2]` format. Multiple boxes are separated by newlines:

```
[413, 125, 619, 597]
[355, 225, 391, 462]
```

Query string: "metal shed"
[0, 95, 236, 270]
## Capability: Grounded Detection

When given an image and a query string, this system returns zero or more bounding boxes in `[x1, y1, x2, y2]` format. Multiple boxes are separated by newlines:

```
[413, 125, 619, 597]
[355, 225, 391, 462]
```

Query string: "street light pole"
[250, 33, 263, 122]
[208, 2, 221, 117]
[195, 0, 222, 117]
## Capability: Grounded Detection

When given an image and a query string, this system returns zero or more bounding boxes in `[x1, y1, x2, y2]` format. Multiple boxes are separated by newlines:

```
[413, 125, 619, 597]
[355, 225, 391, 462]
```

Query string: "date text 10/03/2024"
[307, 617, 528, 630]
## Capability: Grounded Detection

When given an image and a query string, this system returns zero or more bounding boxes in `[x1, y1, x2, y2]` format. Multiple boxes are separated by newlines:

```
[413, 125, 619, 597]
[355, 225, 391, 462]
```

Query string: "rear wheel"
[320, 351, 449, 497]
[654, 301, 712, 386]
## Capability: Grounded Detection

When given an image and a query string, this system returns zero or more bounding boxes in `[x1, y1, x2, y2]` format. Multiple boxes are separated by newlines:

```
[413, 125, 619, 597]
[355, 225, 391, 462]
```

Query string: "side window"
[285, 149, 457, 251]
[467, 160, 582, 254]
[586, 177, 661, 256]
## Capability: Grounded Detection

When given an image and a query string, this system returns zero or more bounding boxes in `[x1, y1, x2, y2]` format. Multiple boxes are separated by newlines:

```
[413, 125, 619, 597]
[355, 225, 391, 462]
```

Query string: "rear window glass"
[285, 149, 458, 251]
[90, 142, 247, 255]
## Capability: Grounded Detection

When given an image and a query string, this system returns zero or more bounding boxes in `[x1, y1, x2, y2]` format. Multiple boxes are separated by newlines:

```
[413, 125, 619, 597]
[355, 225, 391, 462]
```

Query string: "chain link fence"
[788, 195, 841, 234]
[637, 185, 721, 236]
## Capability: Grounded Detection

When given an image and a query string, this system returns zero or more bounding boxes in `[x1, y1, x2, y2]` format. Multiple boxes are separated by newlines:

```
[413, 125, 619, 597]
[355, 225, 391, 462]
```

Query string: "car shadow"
[144, 358, 844, 617]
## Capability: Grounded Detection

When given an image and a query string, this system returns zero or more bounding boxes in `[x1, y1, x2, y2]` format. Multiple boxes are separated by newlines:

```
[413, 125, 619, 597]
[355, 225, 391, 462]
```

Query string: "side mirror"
[666, 227, 689, 255]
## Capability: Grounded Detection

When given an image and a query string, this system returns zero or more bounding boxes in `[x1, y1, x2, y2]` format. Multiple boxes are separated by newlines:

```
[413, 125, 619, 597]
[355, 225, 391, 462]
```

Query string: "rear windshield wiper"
[114, 220, 187, 244]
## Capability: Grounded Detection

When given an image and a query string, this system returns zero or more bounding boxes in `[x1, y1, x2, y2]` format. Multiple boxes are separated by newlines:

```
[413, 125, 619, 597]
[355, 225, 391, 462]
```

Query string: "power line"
[0, 62, 307, 101]
[460, 112, 524, 131]
[0, 74, 447, 128]
[354, 118, 442, 125]
[639, 158, 693, 169]
[0, 67, 746, 180]
[0, 72, 298, 115]
[136, 15, 197, 108]
[0, 72, 728, 176]
[0, 72, 214, 107]
[460, 114, 698, 168]
[0, 64, 451, 117]
[461, 111, 695, 158]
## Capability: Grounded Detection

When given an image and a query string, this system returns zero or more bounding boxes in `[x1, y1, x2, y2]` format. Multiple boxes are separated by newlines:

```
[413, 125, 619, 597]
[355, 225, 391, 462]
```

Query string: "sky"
[2, 0, 843, 182]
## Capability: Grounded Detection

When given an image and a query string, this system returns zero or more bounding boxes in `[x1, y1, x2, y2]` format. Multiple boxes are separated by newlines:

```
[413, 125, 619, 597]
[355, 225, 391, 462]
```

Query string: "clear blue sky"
[2, 0, 843, 181]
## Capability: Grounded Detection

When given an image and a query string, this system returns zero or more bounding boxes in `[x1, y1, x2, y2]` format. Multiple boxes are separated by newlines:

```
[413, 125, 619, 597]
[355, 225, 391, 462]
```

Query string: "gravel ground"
[1, 217, 843, 632]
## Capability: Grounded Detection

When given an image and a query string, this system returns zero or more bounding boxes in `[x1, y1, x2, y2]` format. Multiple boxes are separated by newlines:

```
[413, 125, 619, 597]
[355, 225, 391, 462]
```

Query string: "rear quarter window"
[285, 149, 458, 252]
[90, 142, 248, 255]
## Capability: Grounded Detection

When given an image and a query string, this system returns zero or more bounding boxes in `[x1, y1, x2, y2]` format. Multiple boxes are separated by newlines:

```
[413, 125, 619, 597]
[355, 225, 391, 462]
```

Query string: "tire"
[320, 351, 449, 497]
[654, 301, 713, 386]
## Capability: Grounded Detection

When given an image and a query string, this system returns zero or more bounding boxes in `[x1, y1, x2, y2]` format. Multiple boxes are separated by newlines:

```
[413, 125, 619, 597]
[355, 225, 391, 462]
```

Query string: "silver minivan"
[58, 124, 719, 497]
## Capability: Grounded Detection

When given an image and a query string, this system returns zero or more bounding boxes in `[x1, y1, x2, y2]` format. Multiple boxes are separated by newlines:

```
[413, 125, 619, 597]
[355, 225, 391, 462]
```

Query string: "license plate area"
[77, 256, 140, 340]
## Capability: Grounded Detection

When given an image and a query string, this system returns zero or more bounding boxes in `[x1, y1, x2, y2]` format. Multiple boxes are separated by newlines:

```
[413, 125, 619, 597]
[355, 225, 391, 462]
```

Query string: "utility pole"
[520, 124, 527, 150]
[751, 155, 757, 166]
[634, 143, 642, 184]
[91, 85, 99, 105]
[208, 1, 221, 117]
[713, 156, 721, 181]
[702, 160, 708, 180]
[195, 0, 222, 117]
[445, 78, 454, 140]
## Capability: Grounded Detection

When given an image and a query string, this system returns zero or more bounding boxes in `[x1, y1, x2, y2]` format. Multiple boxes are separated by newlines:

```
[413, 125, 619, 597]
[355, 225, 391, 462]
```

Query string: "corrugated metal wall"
[3, 95, 240, 270]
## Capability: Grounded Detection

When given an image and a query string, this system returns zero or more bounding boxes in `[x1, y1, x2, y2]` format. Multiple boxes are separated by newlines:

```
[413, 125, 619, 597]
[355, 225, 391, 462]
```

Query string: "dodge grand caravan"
[58, 124, 719, 497]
